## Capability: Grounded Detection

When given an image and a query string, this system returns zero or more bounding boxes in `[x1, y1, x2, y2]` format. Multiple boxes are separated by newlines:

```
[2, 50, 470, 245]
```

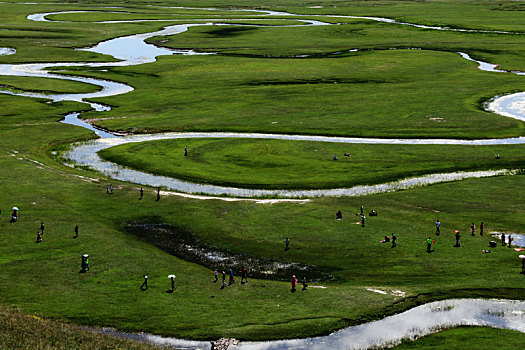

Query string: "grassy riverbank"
[99, 138, 525, 190]
[0, 0, 524, 345]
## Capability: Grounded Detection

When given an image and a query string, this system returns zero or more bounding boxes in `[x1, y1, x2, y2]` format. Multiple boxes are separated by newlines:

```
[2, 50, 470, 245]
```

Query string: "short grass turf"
[0, 0, 524, 346]
[99, 138, 525, 190]
[391, 326, 525, 350]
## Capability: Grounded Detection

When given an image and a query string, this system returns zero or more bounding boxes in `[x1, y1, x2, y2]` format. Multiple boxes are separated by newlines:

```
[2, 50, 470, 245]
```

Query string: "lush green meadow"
[0, 0, 524, 348]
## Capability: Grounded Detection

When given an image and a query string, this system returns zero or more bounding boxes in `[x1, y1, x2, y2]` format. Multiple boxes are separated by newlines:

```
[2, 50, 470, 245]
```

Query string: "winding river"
[1, 6, 525, 198]
[1, 4, 524, 349]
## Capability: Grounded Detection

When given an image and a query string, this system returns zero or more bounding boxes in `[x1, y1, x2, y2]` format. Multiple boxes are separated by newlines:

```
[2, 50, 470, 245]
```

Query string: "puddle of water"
[490, 232, 525, 247]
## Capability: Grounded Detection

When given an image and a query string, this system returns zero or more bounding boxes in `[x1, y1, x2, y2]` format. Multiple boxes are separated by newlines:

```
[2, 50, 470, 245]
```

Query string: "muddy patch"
[124, 221, 333, 281]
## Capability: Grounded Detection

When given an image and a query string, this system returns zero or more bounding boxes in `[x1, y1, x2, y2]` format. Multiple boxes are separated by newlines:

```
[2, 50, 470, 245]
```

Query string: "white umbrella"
[12, 207, 19, 210]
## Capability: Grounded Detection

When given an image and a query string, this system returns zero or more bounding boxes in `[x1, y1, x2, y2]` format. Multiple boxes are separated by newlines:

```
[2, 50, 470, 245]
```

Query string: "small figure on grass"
[426, 237, 434, 253]
[361, 215, 366, 228]
[454, 230, 460, 247]
[333, 154, 338, 161]
[156, 188, 160, 201]
[110, 184, 113, 194]
[285, 237, 290, 251]
[80, 254, 89, 273]
[39, 222, 45, 235]
[391, 234, 397, 248]
[501, 233, 506, 246]
[36, 231, 42, 243]
[471, 223, 475, 236]
[520, 255, 525, 275]
[291, 275, 297, 293]
[74, 225, 79, 239]
[221, 270, 226, 289]
[10, 207, 18, 222]
[229, 269, 234, 285]
[241, 268, 248, 284]
[213, 270, 218, 283]
[139, 188, 143, 200]
[184, 146, 188, 156]
[302, 276, 308, 291]
[508, 234, 512, 248]
[435, 219, 440, 235]
[336, 210, 342, 220]
[141, 275, 148, 290]
[480, 221, 484, 235]
[360, 205, 364, 216]
[168, 275, 176, 293]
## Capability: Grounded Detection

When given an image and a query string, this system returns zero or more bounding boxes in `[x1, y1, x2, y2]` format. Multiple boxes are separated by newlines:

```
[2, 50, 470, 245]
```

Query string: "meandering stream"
[1, 5, 525, 348]
[1, 6, 525, 198]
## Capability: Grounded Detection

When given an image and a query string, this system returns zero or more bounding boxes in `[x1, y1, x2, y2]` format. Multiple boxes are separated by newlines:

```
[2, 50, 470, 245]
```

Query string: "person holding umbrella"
[11, 207, 18, 222]
[454, 230, 461, 247]
[168, 275, 176, 292]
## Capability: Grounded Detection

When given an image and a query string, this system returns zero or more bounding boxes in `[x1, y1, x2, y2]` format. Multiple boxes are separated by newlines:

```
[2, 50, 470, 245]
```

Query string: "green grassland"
[0, 0, 524, 347]
[393, 326, 525, 349]
[99, 138, 525, 190]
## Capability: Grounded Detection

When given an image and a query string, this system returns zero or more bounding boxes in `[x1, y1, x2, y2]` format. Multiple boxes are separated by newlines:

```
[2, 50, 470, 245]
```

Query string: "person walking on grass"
[213, 270, 218, 283]
[291, 275, 297, 293]
[168, 275, 176, 292]
[427, 237, 434, 253]
[285, 237, 290, 251]
[501, 233, 506, 246]
[74, 225, 79, 239]
[141, 275, 148, 290]
[360, 205, 364, 216]
[435, 220, 440, 235]
[508, 234, 512, 248]
[361, 215, 366, 228]
[229, 269, 234, 285]
[241, 268, 248, 284]
[471, 223, 475, 236]
[140, 187, 143, 200]
[302, 276, 308, 291]
[221, 270, 226, 288]
[391, 234, 397, 248]
[521, 256, 525, 274]
[480, 222, 484, 235]
[184, 146, 188, 156]
[40, 222, 45, 235]
[36, 231, 42, 243]
[156, 188, 160, 201]
[454, 231, 460, 247]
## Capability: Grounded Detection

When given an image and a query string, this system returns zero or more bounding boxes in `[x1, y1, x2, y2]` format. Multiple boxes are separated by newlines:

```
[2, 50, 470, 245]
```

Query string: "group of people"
[291, 275, 308, 292]
[212, 268, 248, 289]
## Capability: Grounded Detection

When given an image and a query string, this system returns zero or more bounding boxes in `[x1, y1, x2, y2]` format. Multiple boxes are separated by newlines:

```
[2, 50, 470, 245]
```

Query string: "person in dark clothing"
[501, 233, 506, 246]
[110, 184, 113, 194]
[480, 222, 484, 235]
[156, 188, 160, 201]
[241, 268, 248, 284]
[454, 231, 460, 247]
[40, 222, 45, 235]
[141, 275, 148, 290]
[285, 237, 290, 251]
[221, 270, 226, 288]
[360, 206, 364, 216]
[74, 225, 79, 239]
[361, 215, 366, 227]
[391, 234, 397, 248]
[36, 231, 42, 243]
[336, 210, 342, 220]
[471, 223, 475, 236]
[291, 275, 297, 293]
[213, 270, 218, 283]
[508, 234, 512, 248]
[435, 220, 440, 235]
[521, 257, 525, 274]
[169, 275, 176, 291]
[229, 269, 234, 285]
[140, 188, 143, 200]
[333, 154, 338, 160]
[302, 276, 308, 291]
[184, 146, 188, 156]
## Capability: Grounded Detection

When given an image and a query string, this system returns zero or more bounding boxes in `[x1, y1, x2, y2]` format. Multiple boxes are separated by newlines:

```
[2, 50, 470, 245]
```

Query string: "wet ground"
[124, 221, 334, 282]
